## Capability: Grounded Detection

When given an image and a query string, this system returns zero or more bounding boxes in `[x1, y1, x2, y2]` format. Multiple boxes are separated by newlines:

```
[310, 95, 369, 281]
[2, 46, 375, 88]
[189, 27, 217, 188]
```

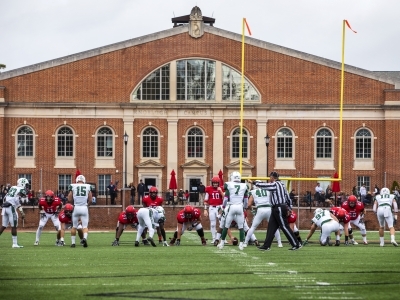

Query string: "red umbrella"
[169, 169, 177, 190]
[331, 172, 341, 206]
[218, 169, 224, 188]
[75, 169, 81, 180]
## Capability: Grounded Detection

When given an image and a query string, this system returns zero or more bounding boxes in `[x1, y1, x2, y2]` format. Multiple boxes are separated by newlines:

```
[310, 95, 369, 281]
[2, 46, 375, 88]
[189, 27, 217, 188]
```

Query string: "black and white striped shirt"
[256, 181, 292, 208]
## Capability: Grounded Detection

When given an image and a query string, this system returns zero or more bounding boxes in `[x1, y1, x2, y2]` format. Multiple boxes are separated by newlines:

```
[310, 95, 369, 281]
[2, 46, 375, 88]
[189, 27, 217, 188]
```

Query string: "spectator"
[185, 190, 190, 204]
[394, 186, 400, 205]
[59, 190, 67, 205]
[289, 189, 296, 206]
[166, 190, 172, 205]
[137, 180, 145, 205]
[198, 182, 206, 206]
[325, 188, 333, 207]
[178, 189, 185, 205]
[314, 183, 323, 206]
[107, 181, 118, 205]
[374, 184, 380, 197]
[359, 183, 367, 204]
[129, 182, 136, 205]
[2, 184, 10, 202]
[364, 191, 373, 205]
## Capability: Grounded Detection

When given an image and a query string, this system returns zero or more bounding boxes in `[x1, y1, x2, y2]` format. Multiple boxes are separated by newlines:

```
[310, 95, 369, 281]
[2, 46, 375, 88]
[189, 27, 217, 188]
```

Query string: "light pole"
[264, 134, 270, 177]
[123, 131, 129, 188]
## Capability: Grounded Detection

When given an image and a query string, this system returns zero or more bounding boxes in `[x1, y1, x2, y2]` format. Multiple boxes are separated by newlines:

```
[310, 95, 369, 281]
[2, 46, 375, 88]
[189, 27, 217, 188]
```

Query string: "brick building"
[1, 6, 400, 205]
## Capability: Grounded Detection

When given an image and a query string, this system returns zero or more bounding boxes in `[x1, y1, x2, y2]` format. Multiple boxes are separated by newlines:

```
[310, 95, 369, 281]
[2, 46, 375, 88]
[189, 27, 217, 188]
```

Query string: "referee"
[254, 171, 301, 251]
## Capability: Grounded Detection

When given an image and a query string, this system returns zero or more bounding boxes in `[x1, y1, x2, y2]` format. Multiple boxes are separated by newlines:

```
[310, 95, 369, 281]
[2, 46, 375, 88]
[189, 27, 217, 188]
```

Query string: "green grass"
[1, 230, 400, 299]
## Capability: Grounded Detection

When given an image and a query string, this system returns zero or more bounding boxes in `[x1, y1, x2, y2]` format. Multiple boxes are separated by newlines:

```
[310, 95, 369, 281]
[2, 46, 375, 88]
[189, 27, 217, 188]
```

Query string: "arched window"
[142, 127, 159, 158]
[187, 127, 204, 158]
[277, 128, 293, 158]
[222, 65, 259, 101]
[57, 127, 73, 157]
[17, 126, 33, 157]
[177, 60, 216, 100]
[97, 127, 113, 157]
[231, 128, 248, 158]
[133, 64, 170, 100]
[316, 129, 332, 158]
[355, 129, 372, 158]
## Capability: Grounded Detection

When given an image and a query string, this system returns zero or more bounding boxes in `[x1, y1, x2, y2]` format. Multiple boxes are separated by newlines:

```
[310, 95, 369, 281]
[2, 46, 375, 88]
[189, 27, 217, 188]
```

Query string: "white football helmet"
[380, 187, 390, 195]
[76, 175, 86, 183]
[230, 171, 241, 182]
[17, 178, 29, 188]
[314, 208, 323, 216]
[155, 206, 165, 215]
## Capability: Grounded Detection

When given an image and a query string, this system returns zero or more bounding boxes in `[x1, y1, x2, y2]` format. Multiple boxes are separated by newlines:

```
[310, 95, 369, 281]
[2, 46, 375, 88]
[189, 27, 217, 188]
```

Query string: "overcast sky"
[1, 0, 400, 72]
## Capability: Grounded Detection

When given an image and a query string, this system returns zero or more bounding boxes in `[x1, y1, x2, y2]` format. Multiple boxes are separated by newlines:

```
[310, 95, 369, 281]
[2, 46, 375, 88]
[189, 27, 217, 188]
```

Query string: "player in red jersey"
[112, 205, 139, 246]
[341, 195, 368, 245]
[34, 190, 62, 246]
[142, 186, 166, 244]
[203, 176, 225, 244]
[287, 211, 303, 246]
[170, 205, 206, 246]
[57, 203, 83, 246]
[330, 206, 351, 245]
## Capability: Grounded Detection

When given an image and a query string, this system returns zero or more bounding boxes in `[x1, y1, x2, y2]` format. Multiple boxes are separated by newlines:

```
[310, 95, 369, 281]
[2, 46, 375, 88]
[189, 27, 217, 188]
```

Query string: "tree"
[0, 64, 6, 69]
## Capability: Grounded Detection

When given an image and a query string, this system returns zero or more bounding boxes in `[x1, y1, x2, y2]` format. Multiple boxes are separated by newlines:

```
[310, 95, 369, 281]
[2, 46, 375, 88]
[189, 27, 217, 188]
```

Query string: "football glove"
[175, 239, 180, 246]
[112, 240, 119, 246]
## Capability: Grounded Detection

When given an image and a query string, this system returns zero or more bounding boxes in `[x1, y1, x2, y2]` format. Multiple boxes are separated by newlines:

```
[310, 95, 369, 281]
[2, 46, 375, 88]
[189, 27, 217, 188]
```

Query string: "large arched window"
[222, 65, 259, 101]
[187, 127, 204, 158]
[142, 127, 159, 158]
[316, 128, 332, 158]
[133, 64, 170, 100]
[355, 129, 372, 158]
[57, 127, 73, 157]
[17, 126, 34, 157]
[277, 128, 293, 158]
[97, 127, 113, 157]
[177, 60, 216, 100]
[231, 128, 248, 158]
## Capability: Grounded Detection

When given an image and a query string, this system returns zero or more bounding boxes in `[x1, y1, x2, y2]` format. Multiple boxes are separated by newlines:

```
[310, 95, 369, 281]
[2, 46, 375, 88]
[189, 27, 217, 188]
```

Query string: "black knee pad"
[197, 228, 204, 237]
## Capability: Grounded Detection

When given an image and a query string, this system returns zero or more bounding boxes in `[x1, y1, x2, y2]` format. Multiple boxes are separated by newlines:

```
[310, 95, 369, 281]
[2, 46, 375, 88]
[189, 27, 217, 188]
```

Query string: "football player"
[68, 174, 92, 248]
[203, 176, 225, 244]
[218, 172, 248, 251]
[288, 210, 303, 246]
[142, 186, 166, 244]
[244, 181, 282, 248]
[34, 190, 62, 245]
[0, 178, 29, 248]
[330, 206, 351, 245]
[112, 205, 138, 246]
[134, 207, 157, 247]
[373, 187, 398, 247]
[303, 208, 341, 246]
[170, 205, 206, 246]
[342, 195, 368, 245]
[58, 203, 84, 246]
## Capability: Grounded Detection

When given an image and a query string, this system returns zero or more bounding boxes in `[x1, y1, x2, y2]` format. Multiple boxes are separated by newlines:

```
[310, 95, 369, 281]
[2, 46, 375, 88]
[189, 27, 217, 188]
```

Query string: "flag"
[243, 18, 252, 36]
[345, 20, 357, 33]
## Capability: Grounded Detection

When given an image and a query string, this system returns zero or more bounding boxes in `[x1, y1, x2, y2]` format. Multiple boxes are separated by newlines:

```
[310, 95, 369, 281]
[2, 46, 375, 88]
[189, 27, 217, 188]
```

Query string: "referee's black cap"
[269, 171, 279, 178]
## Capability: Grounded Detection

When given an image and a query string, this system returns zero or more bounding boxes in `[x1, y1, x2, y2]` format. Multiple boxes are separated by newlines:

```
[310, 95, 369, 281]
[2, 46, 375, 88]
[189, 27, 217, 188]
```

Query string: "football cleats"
[184, 205, 194, 219]
[149, 186, 158, 199]
[45, 190, 55, 203]
[211, 176, 220, 187]
[380, 187, 390, 195]
[314, 208, 323, 216]
[76, 175, 86, 183]
[64, 203, 74, 217]
[125, 205, 136, 219]
[230, 171, 241, 183]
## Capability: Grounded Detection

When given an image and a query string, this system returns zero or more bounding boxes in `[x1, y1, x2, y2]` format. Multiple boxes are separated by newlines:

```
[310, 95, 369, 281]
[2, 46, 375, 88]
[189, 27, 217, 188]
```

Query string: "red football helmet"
[184, 205, 194, 219]
[211, 176, 220, 187]
[347, 195, 358, 207]
[125, 205, 137, 219]
[64, 203, 74, 217]
[149, 186, 158, 200]
[45, 190, 54, 203]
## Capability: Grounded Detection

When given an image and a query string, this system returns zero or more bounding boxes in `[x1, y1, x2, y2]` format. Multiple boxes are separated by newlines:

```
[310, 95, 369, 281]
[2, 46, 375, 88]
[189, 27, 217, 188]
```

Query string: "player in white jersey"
[217, 172, 248, 251]
[0, 178, 29, 248]
[373, 187, 398, 247]
[68, 174, 92, 248]
[135, 207, 157, 247]
[244, 181, 283, 248]
[303, 208, 340, 246]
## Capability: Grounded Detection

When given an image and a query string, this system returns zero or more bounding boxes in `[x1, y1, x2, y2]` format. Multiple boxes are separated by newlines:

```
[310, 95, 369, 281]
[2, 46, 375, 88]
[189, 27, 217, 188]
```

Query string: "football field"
[1, 230, 399, 299]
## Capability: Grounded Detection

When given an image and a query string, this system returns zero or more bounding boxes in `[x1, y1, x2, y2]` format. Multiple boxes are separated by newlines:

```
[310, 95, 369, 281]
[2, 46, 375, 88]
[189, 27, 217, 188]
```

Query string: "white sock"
[71, 236, 76, 244]
[12, 235, 18, 245]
